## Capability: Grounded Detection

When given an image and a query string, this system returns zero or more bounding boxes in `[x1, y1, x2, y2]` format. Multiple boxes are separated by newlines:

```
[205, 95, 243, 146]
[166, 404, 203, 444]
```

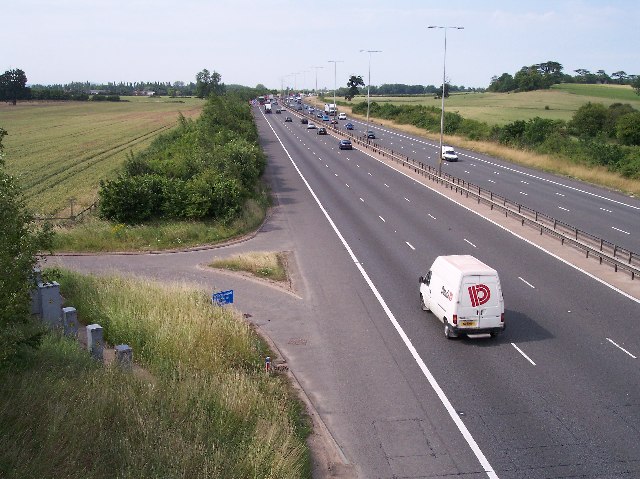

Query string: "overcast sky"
[3, 0, 638, 90]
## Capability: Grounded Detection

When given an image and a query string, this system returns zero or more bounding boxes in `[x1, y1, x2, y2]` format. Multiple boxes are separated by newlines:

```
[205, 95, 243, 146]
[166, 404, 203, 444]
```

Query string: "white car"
[338, 112, 347, 120]
[307, 122, 316, 129]
[441, 146, 458, 162]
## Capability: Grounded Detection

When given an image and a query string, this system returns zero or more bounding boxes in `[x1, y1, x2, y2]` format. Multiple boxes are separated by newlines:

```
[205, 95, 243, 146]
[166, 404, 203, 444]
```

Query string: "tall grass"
[210, 252, 288, 282]
[51, 197, 267, 252]
[0, 270, 311, 478]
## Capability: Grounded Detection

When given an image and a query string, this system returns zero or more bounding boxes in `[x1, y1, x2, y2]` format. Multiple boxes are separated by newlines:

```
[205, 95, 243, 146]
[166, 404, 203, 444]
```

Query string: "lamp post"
[428, 25, 463, 176]
[328, 60, 343, 119]
[360, 49, 381, 124]
[311, 66, 323, 94]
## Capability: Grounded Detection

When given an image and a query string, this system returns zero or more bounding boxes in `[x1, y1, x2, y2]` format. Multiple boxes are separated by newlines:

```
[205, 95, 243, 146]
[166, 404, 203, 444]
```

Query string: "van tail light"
[500, 313, 505, 323]
[452, 314, 458, 325]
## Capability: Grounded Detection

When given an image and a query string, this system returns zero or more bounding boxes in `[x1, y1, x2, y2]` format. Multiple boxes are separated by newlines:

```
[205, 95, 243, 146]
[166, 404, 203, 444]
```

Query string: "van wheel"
[420, 293, 429, 311]
[444, 322, 457, 340]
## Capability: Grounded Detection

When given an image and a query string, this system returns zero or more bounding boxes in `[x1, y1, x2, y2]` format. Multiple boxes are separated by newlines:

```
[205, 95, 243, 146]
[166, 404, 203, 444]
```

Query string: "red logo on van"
[468, 284, 491, 307]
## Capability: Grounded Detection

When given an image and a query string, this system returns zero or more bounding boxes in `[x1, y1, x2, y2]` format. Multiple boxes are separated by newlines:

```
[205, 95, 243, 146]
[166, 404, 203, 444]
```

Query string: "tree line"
[0, 67, 230, 104]
[488, 61, 640, 93]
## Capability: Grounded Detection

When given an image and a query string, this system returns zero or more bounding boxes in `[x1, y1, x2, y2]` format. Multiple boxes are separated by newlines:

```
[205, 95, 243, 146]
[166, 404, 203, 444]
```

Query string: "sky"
[3, 0, 639, 90]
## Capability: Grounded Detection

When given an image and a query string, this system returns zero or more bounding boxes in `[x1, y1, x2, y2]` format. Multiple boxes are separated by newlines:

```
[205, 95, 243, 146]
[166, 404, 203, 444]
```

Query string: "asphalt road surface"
[259, 104, 640, 478]
[296, 103, 640, 255]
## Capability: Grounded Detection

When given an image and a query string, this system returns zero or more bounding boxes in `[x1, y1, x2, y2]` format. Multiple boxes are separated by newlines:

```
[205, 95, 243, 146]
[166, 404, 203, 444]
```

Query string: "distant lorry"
[324, 103, 337, 116]
[264, 103, 272, 113]
[258, 96, 265, 105]
[419, 255, 505, 339]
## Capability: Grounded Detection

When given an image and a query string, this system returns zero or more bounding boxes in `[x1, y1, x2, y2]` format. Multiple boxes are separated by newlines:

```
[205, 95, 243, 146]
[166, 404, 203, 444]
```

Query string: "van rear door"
[459, 275, 501, 330]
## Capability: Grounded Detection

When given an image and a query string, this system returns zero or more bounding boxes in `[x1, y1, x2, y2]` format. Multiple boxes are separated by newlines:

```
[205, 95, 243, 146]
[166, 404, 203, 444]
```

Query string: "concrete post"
[86, 324, 104, 361]
[62, 307, 79, 338]
[30, 268, 43, 315]
[39, 282, 62, 329]
[114, 345, 133, 369]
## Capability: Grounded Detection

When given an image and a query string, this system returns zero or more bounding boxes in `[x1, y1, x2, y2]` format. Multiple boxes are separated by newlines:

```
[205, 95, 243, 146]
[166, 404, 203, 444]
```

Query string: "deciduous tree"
[0, 69, 29, 105]
[345, 75, 365, 101]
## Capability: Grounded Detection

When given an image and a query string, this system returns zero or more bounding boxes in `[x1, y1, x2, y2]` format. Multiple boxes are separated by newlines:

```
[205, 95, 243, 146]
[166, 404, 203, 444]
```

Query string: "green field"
[0, 96, 205, 215]
[356, 83, 640, 126]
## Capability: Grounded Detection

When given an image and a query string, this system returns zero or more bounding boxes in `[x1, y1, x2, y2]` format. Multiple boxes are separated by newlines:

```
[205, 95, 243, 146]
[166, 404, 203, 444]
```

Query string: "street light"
[311, 66, 324, 94]
[428, 25, 464, 176]
[360, 49, 381, 125]
[328, 60, 343, 120]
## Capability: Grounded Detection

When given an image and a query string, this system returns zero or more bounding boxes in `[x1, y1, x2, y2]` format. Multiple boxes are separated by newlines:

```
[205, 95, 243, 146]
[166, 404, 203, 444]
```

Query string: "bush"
[616, 111, 640, 146]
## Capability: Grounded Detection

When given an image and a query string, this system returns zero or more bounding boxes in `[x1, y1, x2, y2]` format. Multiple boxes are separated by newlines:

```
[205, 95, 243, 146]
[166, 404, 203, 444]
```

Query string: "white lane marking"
[521, 180, 529, 184]
[357, 164, 360, 168]
[428, 214, 437, 220]
[346, 183, 350, 188]
[404, 197, 411, 203]
[600, 207, 612, 213]
[494, 171, 500, 175]
[360, 197, 365, 202]
[606, 338, 637, 359]
[518, 277, 536, 289]
[612, 226, 630, 235]
[556, 192, 565, 197]
[289, 108, 640, 306]
[488, 179, 495, 183]
[406, 242, 416, 250]
[464, 239, 477, 248]
[464, 170, 470, 174]
[519, 191, 528, 196]
[264, 113, 500, 479]
[379, 216, 386, 222]
[384, 183, 389, 188]
[558, 206, 570, 211]
[511, 343, 536, 366]
[335, 173, 338, 177]
[368, 172, 372, 176]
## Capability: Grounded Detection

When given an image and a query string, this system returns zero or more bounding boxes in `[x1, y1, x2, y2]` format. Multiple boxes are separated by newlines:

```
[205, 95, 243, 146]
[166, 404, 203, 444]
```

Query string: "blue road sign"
[212, 289, 234, 306]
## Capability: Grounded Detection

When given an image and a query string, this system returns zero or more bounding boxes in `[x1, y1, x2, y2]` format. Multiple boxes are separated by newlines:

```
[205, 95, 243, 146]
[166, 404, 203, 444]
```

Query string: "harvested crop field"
[1, 97, 205, 215]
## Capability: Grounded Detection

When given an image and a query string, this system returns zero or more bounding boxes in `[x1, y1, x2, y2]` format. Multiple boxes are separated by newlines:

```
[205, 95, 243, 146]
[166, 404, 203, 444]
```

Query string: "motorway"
[259, 104, 640, 478]
[299, 102, 640, 255]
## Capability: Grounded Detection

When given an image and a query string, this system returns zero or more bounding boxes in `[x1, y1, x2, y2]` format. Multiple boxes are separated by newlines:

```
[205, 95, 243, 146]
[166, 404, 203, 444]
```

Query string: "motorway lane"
[298, 107, 640, 254]
[264, 107, 640, 477]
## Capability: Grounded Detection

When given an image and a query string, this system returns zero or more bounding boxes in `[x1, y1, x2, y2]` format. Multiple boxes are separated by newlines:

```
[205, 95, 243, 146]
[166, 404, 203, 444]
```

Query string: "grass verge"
[210, 251, 288, 282]
[0, 269, 311, 479]
[51, 197, 268, 252]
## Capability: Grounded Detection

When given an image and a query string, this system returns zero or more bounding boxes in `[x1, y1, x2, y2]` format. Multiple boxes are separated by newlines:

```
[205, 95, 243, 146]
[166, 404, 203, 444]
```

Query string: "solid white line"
[379, 216, 386, 222]
[612, 226, 630, 235]
[406, 241, 416, 250]
[606, 338, 637, 359]
[511, 343, 536, 366]
[262, 112, 499, 478]
[518, 277, 536, 289]
[464, 239, 477, 248]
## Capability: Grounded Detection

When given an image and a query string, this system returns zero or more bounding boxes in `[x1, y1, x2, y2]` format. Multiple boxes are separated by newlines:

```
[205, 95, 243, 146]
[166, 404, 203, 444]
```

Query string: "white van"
[441, 146, 458, 161]
[419, 255, 505, 339]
